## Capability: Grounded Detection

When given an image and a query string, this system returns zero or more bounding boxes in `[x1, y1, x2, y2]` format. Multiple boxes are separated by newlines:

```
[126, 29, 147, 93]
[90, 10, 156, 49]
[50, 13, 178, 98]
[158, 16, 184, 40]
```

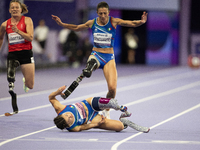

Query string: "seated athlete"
[49, 85, 150, 133]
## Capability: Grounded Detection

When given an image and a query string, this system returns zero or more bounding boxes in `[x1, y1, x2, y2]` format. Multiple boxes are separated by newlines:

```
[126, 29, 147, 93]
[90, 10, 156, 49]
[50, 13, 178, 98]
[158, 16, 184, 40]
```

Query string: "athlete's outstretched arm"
[49, 85, 66, 114]
[52, 15, 93, 31]
[115, 11, 148, 27]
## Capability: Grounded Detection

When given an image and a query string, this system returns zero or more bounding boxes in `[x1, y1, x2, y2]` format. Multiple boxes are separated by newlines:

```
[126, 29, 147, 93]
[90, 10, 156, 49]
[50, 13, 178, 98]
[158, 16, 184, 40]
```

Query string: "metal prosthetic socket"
[90, 97, 149, 132]
[61, 73, 85, 99]
[82, 58, 98, 78]
[61, 58, 99, 99]
[98, 98, 121, 110]
[5, 60, 19, 116]
[92, 97, 131, 113]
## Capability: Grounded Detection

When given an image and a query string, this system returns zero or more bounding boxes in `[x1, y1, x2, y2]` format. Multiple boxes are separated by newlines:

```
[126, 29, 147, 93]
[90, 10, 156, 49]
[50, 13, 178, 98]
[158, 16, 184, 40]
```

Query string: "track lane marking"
[111, 103, 200, 150]
[1, 81, 200, 147]
[1, 69, 200, 117]
[0, 126, 56, 146]
[1, 67, 199, 101]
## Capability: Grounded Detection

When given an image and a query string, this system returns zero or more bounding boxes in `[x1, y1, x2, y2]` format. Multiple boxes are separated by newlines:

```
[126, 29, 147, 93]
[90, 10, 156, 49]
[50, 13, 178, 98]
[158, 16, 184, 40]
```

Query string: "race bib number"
[93, 33, 112, 46]
[8, 33, 25, 45]
[75, 103, 86, 119]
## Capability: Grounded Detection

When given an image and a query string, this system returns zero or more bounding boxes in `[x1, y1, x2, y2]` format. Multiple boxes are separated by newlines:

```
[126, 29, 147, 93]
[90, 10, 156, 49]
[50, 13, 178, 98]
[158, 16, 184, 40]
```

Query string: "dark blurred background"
[0, 0, 199, 72]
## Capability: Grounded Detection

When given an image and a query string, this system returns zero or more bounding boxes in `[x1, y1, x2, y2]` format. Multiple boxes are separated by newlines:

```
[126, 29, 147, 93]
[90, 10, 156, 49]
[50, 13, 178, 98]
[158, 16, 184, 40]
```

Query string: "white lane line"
[152, 140, 200, 145]
[1, 81, 200, 147]
[0, 89, 57, 101]
[0, 126, 56, 146]
[111, 103, 200, 150]
[121, 81, 200, 106]
[1, 69, 200, 117]
[1, 67, 199, 101]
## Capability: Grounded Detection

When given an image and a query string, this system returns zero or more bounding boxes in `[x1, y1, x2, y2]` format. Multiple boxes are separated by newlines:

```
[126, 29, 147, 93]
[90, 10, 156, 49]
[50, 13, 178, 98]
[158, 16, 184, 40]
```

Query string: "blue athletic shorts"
[91, 51, 114, 69]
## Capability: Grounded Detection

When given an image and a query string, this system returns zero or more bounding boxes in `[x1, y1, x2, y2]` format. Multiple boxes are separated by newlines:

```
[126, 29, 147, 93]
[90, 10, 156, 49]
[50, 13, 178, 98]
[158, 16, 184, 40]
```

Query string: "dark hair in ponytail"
[54, 115, 69, 130]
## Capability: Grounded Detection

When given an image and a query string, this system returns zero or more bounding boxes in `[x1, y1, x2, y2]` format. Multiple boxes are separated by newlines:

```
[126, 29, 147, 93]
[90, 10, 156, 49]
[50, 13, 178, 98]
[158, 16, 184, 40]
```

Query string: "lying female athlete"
[49, 85, 150, 133]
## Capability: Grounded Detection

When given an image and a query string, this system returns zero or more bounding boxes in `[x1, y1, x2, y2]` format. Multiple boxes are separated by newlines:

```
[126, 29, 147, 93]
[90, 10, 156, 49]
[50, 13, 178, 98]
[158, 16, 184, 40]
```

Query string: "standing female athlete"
[0, 0, 35, 94]
[0, 0, 34, 114]
[52, 1, 148, 118]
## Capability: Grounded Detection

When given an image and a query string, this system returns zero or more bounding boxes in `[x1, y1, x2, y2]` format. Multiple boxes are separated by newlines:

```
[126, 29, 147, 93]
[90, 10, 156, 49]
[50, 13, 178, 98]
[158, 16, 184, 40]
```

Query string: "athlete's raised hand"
[52, 15, 63, 26]
[141, 11, 148, 24]
[53, 85, 66, 97]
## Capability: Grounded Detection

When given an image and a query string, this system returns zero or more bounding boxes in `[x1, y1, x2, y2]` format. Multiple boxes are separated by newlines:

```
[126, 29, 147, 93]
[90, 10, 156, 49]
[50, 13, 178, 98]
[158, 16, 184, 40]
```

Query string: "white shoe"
[102, 110, 110, 119]
[23, 78, 29, 93]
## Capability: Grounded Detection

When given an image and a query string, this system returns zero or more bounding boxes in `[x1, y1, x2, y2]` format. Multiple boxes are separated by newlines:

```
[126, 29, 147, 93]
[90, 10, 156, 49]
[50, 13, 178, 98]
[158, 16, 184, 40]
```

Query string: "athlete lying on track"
[49, 85, 150, 133]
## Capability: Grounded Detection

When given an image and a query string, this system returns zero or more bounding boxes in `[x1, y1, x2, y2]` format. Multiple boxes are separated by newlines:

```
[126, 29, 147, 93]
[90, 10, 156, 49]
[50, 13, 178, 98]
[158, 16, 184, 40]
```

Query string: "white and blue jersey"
[91, 16, 116, 48]
[58, 100, 98, 131]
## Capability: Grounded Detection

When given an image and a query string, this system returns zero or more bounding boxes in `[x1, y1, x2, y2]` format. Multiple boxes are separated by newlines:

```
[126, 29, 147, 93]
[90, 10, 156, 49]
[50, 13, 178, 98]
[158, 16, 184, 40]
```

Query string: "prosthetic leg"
[92, 97, 132, 119]
[91, 97, 149, 132]
[82, 58, 98, 78]
[91, 97, 132, 114]
[119, 118, 150, 133]
[61, 58, 99, 99]
[118, 103, 150, 132]
[61, 73, 85, 99]
[5, 60, 19, 116]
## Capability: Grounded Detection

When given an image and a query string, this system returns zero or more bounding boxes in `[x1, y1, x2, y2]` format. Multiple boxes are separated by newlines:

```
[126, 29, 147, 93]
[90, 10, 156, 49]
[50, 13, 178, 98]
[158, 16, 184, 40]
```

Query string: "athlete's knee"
[28, 84, 34, 89]
[7, 60, 19, 83]
[82, 58, 99, 78]
[26, 81, 34, 89]
[116, 122, 124, 132]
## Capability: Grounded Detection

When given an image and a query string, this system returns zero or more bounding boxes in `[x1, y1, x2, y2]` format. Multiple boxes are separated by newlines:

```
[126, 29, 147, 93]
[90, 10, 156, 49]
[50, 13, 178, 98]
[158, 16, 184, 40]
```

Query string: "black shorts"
[7, 50, 34, 65]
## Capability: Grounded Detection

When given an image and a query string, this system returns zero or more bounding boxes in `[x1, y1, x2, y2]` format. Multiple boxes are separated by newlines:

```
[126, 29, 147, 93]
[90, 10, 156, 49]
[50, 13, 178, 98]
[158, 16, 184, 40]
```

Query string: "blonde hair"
[9, 0, 28, 14]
